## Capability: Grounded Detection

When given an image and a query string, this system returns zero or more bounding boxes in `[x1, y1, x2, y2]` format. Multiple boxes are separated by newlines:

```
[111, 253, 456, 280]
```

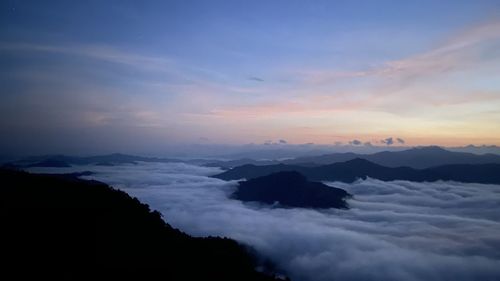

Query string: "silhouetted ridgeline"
[283, 146, 500, 169]
[206, 146, 500, 169]
[7, 146, 500, 170]
[5, 153, 181, 167]
[234, 171, 351, 209]
[214, 158, 500, 184]
[0, 169, 286, 281]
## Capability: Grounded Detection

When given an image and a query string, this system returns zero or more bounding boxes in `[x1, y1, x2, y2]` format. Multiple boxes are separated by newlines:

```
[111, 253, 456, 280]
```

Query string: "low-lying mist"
[28, 162, 500, 281]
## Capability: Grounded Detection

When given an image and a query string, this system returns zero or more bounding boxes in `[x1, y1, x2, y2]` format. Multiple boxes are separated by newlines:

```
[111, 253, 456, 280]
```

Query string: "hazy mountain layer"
[214, 158, 500, 184]
[207, 146, 500, 169]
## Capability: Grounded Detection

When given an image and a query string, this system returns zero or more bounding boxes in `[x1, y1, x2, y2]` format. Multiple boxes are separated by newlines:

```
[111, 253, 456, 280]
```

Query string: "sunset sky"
[1, 0, 500, 154]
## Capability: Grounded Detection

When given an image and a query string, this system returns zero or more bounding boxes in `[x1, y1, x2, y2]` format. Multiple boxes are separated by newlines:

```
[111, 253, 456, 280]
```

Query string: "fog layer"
[28, 162, 500, 281]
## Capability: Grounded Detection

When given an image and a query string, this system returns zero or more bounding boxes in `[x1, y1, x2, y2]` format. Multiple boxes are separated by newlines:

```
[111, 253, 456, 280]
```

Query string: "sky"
[1, 0, 500, 155]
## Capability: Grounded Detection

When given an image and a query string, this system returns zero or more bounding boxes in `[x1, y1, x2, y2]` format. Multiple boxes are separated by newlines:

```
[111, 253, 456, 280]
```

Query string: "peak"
[343, 158, 376, 165]
[410, 146, 447, 152]
[239, 164, 258, 168]
[235, 170, 350, 209]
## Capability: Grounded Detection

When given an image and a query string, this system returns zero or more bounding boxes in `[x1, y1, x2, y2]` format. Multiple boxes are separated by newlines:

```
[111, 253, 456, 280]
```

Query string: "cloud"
[249, 76, 264, 82]
[297, 20, 500, 85]
[3, 20, 500, 150]
[262, 139, 288, 145]
[0, 42, 174, 72]
[27, 162, 500, 281]
[397, 138, 405, 144]
[349, 139, 362, 146]
[381, 137, 394, 145]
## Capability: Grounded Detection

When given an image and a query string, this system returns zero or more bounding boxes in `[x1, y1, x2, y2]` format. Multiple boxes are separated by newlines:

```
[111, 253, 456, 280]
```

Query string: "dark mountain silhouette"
[205, 158, 278, 170]
[233, 171, 351, 209]
[283, 152, 359, 166]
[6, 153, 182, 167]
[0, 169, 286, 281]
[284, 146, 500, 169]
[424, 163, 500, 183]
[9, 146, 498, 171]
[206, 146, 500, 169]
[448, 144, 500, 155]
[215, 163, 306, 180]
[214, 158, 500, 184]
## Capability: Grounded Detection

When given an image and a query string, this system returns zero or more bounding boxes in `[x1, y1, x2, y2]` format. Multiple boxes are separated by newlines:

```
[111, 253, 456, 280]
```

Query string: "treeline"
[0, 169, 286, 281]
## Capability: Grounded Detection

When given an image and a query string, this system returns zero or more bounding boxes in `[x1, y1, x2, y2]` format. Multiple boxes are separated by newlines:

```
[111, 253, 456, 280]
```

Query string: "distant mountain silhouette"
[448, 144, 500, 155]
[9, 146, 500, 172]
[205, 158, 278, 170]
[0, 169, 285, 281]
[6, 153, 182, 167]
[233, 171, 350, 209]
[214, 158, 500, 184]
[206, 146, 500, 170]
[284, 146, 500, 169]
[282, 152, 359, 166]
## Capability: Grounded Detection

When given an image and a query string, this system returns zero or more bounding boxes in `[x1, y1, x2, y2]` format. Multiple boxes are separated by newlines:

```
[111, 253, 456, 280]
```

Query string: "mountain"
[0, 169, 285, 281]
[283, 146, 500, 169]
[205, 158, 278, 170]
[5, 153, 183, 167]
[358, 146, 500, 169]
[233, 171, 351, 209]
[213, 158, 500, 184]
[10, 146, 500, 171]
[282, 152, 360, 166]
[424, 163, 500, 183]
[448, 144, 500, 155]
[205, 146, 500, 170]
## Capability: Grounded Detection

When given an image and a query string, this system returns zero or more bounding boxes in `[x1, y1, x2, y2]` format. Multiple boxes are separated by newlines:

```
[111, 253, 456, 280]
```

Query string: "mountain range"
[3, 153, 183, 168]
[214, 158, 500, 184]
[207, 146, 500, 169]
[284, 146, 500, 169]
[5, 146, 500, 171]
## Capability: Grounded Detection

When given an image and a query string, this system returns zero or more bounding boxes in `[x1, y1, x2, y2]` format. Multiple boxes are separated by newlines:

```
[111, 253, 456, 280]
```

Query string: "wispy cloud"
[296, 20, 500, 85]
[197, 20, 500, 144]
[0, 42, 173, 71]
[248, 76, 264, 82]
[2, 19, 500, 147]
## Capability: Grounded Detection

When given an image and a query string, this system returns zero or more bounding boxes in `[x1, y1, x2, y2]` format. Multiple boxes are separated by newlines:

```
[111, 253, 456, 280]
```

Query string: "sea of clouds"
[28, 162, 500, 281]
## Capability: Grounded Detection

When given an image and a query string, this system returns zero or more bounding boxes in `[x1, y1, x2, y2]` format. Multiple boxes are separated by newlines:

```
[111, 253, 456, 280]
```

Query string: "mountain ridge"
[205, 146, 500, 169]
[214, 158, 500, 184]
[0, 168, 285, 281]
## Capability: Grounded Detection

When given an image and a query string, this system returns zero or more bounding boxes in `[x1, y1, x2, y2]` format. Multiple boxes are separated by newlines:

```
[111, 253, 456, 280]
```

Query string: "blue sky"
[1, 0, 500, 154]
